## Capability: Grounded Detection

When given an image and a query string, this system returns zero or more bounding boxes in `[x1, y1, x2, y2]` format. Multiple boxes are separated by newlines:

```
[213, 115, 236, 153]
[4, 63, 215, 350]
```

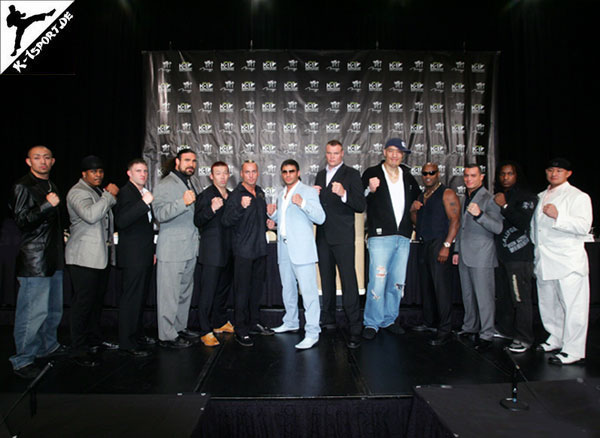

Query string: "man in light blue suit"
[267, 160, 326, 349]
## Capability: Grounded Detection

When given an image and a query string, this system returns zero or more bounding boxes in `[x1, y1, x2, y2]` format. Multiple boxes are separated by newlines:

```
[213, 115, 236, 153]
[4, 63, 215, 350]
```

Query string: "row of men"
[8, 139, 592, 379]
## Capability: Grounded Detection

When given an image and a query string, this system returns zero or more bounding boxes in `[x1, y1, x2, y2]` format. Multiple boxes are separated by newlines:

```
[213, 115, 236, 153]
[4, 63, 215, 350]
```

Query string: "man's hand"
[493, 192, 506, 207]
[438, 246, 450, 263]
[331, 182, 346, 198]
[105, 183, 119, 197]
[211, 196, 224, 212]
[46, 192, 60, 207]
[267, 203, 276, 216]
[142, 191, 154, 205]
[368, 177, 380, 193]
[266, 219, 276, 230]
[183, 190, 196, 206]
[452, 254, 459, 265]
[542, 203, 558, 219]
[313, 185, 322, 195]
[292, 193, 303, 206]
[241, 195, 252, 209]
[466, 202, 481, 217]
[410, 200, 423, 213]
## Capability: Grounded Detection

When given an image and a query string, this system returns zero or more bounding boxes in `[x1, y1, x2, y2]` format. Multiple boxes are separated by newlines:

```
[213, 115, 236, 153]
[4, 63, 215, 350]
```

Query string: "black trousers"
[198, 261, 232, 336]
[417, 238, 453, 335]
[67, 264, 109, 355]
[233, 255, 266, 336]
[118, 264, 153, 350]
[317, 239, 362, 336]
[495, 260, 535, 345]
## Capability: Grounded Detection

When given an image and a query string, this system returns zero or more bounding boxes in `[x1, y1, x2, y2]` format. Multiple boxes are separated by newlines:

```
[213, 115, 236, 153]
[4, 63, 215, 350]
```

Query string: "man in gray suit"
[153, 149, 200, 348]
[452, 164, 503, 351]
[66, 155, 119, 367]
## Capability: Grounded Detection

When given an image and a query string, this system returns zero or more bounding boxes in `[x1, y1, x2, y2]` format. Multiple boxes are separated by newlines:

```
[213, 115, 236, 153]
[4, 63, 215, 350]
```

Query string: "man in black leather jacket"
[9, 146, 66, 379]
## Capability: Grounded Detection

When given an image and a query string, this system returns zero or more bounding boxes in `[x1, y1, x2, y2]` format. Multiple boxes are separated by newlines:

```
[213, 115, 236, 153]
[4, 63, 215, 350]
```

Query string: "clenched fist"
[211, 196, 224, 212]
[369, 177, 380, 193]
[183, 190, 196, 206]
[46, 192, 60, 207]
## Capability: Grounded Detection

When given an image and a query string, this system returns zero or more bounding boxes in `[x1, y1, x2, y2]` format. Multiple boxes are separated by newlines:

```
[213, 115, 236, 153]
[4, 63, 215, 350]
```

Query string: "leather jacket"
[10, 172, 64, 277]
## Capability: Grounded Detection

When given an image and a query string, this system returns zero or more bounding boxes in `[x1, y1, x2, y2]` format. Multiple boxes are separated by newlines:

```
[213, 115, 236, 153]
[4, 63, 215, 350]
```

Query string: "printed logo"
[304, 143, 320, 154]
[157, 124, 171, 135]
[305, 102, 319, 112]
[326, 59, 340, 72]
[241, 101, 255, 112]
[348, 122, 361, 134]
[431, 81, 445, 93]
[305, 60, 319, 71]
[368, 123, 383, 133]
[199, 60, 214, 72]
[472, 145, 486, 155]
[326, 101, 340, 113]
[352, 164, 363, 173]
[263, 122, 277, 133]
[159, 61, 172, 72]
[198, 82, 214, 92]
[262, 60, 277, 71]
[430, 61, 444, 72]
[243, 143, 256, 154]
[158, 82, 171, 93]
[284, 59, 298, 71]
[219, 144, 234, 154]
[451, 82, 465, 93]
[473, 82, 486, 94]
[284, 81, 298, 91]
[474, 123, 485, 134]
[368, 81, 383, 92]
[452, 166, 465, 176]
[262, 102, 276, 112]
[410, 82, 424, 92]
[219, 102, 234, 113]
[389, 61, 403, 71]
[391, 122, 404, 133]
[471, 104, 485, 114]
[326, 123, 341, 134]
[432, 122, 445, 134]
[431, 144, 446, 155]
[263, 80, 277, 92]
[265, 164, 278, 176]
[347, 102, 361, 112]
[456, 144, 465, 154]
[220, 61, 234, 71]
[221, 122, 234, 133]
[179, 81, 193, 94]
[410, 60, 424, 72]
[347, 80, 361, 92]
[369, 101, 383, 113]
[369, 143, 384, 154]
[411, 166, 422, 176]
[283, 122, 297, 134]
[220, 80, 235, 93]
[198, 123, 213, 134]
[157, 102, 170, 113]
[471, 63, 486, 73]
[240, 122, 255, 134]
[262, 143, 277, 154]
[326, 81, 341, 92]
[241, 81, 256, 92]
[179, 61, 192, 72]
[347, 143, 361, 154]
[452, 124, 465, 135]
[284, 101, 298, 113]
[160, 144, 171, 155]
[283, 143, 298, 154]
[411, 102, 424, 113]
[457, 186, 466, 195]
[452, 61, 465, 73]
[305, 80, 319, 92]
[199, 101, 213, 113]
[453, 102, 465, 113]
[410, 123, 424, 134]
[413, 144, 426, 154]
[347, 61, 361, 71]
[430, 103, 444, 114]
[305, 122, 319, 134]
[177, 103, 192, 113]
[389, 80, 403, 93]
[308, 164, 320, 175]
[368, 59, 383, 71]
[241, 59, 255, 71]
[198, 165, 211, 176]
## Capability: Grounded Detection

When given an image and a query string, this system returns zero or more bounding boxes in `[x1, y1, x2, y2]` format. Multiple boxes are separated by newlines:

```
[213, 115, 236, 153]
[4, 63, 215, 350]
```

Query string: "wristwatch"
[443, 242, 451, 248]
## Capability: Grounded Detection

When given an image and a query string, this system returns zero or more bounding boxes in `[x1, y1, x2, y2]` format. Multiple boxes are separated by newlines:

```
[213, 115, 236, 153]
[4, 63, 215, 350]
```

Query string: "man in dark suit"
[314, 140, 366, 349]
[114, 158, 156, 357]
[194, 161, 234, 347]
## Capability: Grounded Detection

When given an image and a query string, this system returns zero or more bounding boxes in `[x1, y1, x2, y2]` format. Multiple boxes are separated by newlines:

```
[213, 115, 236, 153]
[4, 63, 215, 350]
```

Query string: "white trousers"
[536, 272, 589, 358]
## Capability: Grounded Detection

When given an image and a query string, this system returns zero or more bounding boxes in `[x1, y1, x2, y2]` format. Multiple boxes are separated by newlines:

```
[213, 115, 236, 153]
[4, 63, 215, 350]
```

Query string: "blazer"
[114, 181, 155, 268]
[455, 186, 503, 268]
[270, 182, 326, 265]
[315, 164, 365, 246]
[65, 178, 116, 269]
[153, 172, 199, 262]
[194, 184, 232, 267]
[531, 181, 593, 280]
[361, 162, 421, 239]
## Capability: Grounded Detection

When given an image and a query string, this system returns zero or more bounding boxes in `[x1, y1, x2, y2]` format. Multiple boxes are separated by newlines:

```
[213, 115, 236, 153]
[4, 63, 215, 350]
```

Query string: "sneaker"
[273, 324, 299, 334]
[214, 321, 234, 334]
[235, 333, 254, 347]
[508, 340, 529, 353]
[295, 337, 319, 350]
[200, 332, 220, 347]
[248, 324, 274, 336]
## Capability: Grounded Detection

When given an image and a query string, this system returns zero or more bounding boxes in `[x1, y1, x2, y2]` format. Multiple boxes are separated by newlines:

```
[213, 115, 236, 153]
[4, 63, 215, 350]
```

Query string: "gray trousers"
[157, 258, 196, 341]
[459, 261, 495, 341]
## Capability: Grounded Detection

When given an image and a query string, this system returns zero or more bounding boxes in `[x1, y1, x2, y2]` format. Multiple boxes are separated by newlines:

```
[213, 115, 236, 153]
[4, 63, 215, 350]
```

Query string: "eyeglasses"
[421, 171, 438, 176]
[281, 169, 297, 174]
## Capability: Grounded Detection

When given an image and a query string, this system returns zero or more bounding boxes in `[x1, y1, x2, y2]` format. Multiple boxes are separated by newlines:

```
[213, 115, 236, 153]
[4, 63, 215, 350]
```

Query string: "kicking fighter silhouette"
[6, 4, 55, 56]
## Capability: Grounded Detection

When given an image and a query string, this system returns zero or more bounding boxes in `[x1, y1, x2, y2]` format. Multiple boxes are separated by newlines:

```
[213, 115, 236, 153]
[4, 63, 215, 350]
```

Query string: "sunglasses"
[421, 170, 438, 176]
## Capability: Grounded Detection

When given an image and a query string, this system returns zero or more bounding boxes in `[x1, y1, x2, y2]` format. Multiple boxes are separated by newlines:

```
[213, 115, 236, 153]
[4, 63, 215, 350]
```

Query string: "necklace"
[423, 182, 441, 200]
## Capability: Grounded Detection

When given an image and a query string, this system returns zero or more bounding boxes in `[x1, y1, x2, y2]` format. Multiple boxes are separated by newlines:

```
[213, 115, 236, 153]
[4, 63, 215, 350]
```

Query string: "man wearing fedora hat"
[361, 138, 421, 339]
[531, 158, 593, 365]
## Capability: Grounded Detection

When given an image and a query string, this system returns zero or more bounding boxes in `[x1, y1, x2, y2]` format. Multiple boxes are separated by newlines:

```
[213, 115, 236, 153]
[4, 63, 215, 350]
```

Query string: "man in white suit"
[531, 158, 593, 365]
[267, 160, 326, 349]
[153, 149, 200, 348]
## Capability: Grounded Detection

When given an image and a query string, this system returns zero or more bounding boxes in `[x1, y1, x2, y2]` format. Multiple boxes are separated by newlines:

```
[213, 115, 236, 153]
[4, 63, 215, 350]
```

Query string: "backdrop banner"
[142, 50, 499, 200]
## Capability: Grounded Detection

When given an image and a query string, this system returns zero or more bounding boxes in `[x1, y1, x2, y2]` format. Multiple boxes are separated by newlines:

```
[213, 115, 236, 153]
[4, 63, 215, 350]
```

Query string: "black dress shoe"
[362, 327, 377, 340]
[121, 348, 152, 358]
[178, 329, 201, 339]
[412, 324, 437, 333]
[90, 341, 119, 353]
[383, 323, 405, 335]
[137, 336, 157, 346]
[347, 335, 361, 349]
[14, 363, 42, 379]
[159, 336, 192, 349]
[248, 324, 274, 336]
[73, 355, 100, 367]
[474, 339, 492, 352]
[235, 333, 254, 347]
[428, 333, 452, 346]
[45, 344, 69, 358]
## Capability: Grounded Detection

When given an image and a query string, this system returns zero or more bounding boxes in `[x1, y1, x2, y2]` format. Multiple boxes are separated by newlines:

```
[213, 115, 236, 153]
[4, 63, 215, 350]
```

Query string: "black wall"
[1, 0, 597, 226]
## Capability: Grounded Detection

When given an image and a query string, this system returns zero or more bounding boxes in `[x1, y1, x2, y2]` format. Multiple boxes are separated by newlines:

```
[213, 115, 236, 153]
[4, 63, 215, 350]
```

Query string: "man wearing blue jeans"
[361, 139, 421, 339]
[9, 146, 67, 379]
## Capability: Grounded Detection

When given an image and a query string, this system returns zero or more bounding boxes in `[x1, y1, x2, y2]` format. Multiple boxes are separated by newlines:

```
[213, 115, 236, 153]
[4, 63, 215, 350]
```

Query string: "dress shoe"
[548, 352, 584, 365]
[73, 355, 100, 367]
[178, 328, 201, 339]
[249, 324, 274, 336]
[428, 333, 452, 347]
[14, 363, 42, 379]
[412, 324, 437, 333]
[200, 332, 220, 347]
[44, 344, 69, 358]
[383, 323, 405, 335]
[492, 329, 512, 340]
[362, 327, 377, 340]
[121, 348, 152, 358]
[214, 321, 235, 334]
[320, 321, 337, 330]
[159, 336, 192, 349]
[273, 324, 299, 334]
[235, 333, 254, 347]
[295, 336, 319, 350]
[535, 341, 561, 353]
[137, 336, 157, 346]
[347, 335, 361, 349]
[89, 341, 118, 353]
[474, 339, 492, 352]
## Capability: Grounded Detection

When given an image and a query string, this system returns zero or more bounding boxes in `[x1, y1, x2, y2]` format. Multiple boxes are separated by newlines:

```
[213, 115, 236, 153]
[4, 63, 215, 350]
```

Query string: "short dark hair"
[326, 140, 342, 148]
[464, 163, 483, 174]
[27, 145, 53, 158]
[211, 161, 229, 173]
[127, 158, 147, 170]
[281, 159, 299, 171]
[176, 148, 196, 160]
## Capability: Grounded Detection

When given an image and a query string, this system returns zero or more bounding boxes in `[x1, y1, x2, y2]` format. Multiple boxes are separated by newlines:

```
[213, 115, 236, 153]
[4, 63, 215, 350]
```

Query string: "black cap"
[384, 138, 410, 154]
[546, 157, 572, 171]
[81, 155, 104, 171]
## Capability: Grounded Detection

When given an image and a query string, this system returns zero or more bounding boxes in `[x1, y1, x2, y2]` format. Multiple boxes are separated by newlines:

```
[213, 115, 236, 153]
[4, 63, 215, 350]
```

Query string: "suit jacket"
[455, 186, 503, 268]
[194, 184, 232, 267]
[271, 182, 325, 265]
[114, 181, 155, 268]
[315, 164, 365, 246]
[65, 178, 116, 269]
[153, 172, 199, 262]
[531, 181, 593, 280]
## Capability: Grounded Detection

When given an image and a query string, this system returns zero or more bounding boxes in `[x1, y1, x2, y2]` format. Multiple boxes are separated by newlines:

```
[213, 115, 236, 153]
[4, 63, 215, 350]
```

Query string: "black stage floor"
[1, 310, 599, 398]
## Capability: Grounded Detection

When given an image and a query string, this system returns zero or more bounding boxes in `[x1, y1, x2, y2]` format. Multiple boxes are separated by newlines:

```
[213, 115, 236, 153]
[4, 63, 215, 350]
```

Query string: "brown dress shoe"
[201, 332, 220, 347]
[214, 321, 234, 334]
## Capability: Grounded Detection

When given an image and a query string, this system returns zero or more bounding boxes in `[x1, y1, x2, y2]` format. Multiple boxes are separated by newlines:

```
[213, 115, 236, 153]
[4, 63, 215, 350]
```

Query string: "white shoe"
[295, 336, 319, 350]
[273, 324, 299, 334]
